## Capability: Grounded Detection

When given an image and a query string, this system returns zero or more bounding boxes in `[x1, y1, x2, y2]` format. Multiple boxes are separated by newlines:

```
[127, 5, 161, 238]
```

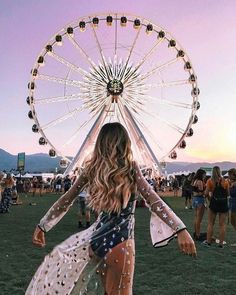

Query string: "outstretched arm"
[133, 161, 196, 256]
[33, 173, 87, 247]
[38, 173, 87, 232]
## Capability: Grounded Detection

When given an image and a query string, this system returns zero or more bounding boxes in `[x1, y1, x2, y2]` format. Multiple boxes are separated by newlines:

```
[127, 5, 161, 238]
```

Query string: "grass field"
[0, 193, 235, 295]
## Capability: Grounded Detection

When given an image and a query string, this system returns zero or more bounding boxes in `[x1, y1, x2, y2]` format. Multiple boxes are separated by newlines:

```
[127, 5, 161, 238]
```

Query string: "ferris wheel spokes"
[144, 94, 193, 109]
[37, 74, 83, 88]
[131, 38, 164, 74]
[149, 111, 185, 134]
[66, 34, 110, 83]
[62, 101, 112, 149]
[64, 105, 109, 174]
[122, 103, 164, 152]
[139, 57, 179, 82]
[89, 17, 110, 80]
[48, 51, 90, 76]
[114, 14, 118, 57]
[67, 35, 97, 69]
[40, 107, 85, 131]
[120, 23, 143, 82]
[121, 97, 144, 114]
[143, 79, 190, 90]
[34, 93, 82, 105]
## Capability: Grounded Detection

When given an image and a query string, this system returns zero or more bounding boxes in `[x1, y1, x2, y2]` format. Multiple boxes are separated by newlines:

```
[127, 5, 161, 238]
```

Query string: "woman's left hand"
[177, 229, 197, 257]
[32, 226, 46, 247]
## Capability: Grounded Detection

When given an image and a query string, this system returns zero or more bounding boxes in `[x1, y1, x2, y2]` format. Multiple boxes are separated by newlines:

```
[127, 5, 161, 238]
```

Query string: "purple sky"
[1, 0, 236, 163]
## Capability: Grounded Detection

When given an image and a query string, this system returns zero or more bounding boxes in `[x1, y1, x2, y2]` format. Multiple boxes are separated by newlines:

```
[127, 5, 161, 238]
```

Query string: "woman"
[204, 166, 229, 247]
[182, 172, 195, 209]
[26, 123, 196, 295]
[228, 168, 236, 243]
[191, 169, 206, 241]
[32, 176, 38, 197]
[0, 173, 14, 213]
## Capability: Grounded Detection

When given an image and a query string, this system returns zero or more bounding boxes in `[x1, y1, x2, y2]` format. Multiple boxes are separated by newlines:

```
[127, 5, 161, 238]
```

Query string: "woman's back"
[206, 177, 229, 192]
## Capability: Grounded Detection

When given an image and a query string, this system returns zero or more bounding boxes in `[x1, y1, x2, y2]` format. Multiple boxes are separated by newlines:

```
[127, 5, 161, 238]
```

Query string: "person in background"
[55, 176, 62, 194]
[38, 177, 44, 197]
[227, 168, 236, 246]
[23, 178, 31, 196]
[0, 171, 5, 202]
[32, 176, 38, 197]
[77, 189, 91, 228]
[204, 166, 229, 248]
[0, 173, 14, 213]
[192, 169, 206, 241]
[12, 178, 20, 204]
[50, 178, 55, 193]
[182, 172, 195, 209]
[63, 175, 72, 193]
[172, 176, 179, 197]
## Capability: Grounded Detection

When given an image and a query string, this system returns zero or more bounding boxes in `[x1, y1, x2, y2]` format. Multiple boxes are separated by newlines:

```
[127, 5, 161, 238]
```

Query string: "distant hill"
[0, 148, 71, 173]
[0, 148, 235, 173]
[166, 161, 236, 174]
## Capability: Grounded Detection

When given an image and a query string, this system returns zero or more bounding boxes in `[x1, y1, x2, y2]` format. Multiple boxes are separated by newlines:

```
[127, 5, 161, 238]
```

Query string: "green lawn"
[0, 194, 235, 295]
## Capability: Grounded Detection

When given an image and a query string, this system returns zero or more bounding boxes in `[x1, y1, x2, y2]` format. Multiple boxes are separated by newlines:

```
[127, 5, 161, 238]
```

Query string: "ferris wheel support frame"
[63, 105, 108, 175]
[123, 106, 162, 173]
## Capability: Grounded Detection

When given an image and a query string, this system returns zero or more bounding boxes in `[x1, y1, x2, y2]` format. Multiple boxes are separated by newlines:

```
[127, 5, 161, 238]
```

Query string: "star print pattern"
[26, 161, 186, 295]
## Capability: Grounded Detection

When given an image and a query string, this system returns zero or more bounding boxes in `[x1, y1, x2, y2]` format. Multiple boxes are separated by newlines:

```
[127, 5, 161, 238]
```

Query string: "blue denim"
[192, 195, 205, 208]
[229, 197, 236, 212]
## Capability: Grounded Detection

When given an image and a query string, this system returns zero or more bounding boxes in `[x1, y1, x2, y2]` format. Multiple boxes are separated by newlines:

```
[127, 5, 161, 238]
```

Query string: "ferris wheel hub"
[107, 79, 124, 96]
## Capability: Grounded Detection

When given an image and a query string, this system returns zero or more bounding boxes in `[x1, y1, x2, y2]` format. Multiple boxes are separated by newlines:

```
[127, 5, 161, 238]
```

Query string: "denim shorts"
[192, 195, 205, 208]
[229, 197, 236, 212]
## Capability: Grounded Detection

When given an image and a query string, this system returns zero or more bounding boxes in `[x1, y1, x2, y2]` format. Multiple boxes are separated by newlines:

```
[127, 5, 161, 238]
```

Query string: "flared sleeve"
[38, 173, 88, 232]
[133, 161, 186, 247]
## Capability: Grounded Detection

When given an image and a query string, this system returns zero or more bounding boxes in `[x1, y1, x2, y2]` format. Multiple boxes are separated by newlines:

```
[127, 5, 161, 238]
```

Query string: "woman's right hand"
[177, 229, 197, 257]
[32, 226, 46, 247]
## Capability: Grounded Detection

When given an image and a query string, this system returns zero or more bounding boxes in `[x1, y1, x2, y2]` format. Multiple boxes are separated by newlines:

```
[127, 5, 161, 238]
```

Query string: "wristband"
[175, 224, 187, 233]
[37, 224, 46, 233]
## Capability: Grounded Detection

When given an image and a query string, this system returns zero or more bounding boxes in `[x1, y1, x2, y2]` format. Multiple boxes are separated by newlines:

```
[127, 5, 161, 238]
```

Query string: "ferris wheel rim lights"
[27, 13, 200, 168]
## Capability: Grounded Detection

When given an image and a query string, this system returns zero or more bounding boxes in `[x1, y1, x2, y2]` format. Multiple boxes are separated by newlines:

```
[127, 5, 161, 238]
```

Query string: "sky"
[0, 0, 236, 163]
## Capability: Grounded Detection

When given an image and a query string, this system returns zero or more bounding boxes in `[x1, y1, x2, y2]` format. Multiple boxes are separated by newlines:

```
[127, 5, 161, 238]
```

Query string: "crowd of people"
[181, 167, 236, 248]
[135, 166, 236, 248]
[1, 165, 235, 247]
[0, 172, 93, 228]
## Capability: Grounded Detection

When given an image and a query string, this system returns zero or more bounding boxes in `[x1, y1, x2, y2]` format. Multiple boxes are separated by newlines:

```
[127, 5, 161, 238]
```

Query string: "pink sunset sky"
[0, 0, 236, 163]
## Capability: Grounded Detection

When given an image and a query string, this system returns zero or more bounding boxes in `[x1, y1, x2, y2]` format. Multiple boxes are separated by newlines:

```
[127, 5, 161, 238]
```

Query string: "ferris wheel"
[27, 13, 200, 174]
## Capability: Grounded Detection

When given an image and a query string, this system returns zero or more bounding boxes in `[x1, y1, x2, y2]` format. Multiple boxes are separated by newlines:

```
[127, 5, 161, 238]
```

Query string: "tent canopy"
[15, 173, 33, 178]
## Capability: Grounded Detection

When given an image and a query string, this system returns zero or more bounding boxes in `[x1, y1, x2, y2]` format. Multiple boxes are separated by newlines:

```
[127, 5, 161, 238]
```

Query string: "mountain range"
[0, 148, 69, 173]
[0, 148, 235, 174]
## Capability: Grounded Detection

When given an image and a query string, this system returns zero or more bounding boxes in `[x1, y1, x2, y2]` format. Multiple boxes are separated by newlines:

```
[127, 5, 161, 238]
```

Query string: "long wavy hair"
[192, 169, 206, 182]
[211, 166, 222, 184]
[84, 122, 135, 214]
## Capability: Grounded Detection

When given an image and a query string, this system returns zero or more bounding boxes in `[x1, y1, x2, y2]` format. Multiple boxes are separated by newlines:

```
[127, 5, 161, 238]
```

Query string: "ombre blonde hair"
[84, 122, 135, 214]
[211, 166, 222, 184]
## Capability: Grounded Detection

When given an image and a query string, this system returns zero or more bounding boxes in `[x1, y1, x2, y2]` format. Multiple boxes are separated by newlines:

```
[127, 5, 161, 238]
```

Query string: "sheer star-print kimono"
[26, 162, 186, 295]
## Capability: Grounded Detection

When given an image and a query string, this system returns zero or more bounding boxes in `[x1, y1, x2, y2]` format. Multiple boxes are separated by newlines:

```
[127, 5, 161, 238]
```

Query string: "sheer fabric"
[26, 162, 185, 295]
